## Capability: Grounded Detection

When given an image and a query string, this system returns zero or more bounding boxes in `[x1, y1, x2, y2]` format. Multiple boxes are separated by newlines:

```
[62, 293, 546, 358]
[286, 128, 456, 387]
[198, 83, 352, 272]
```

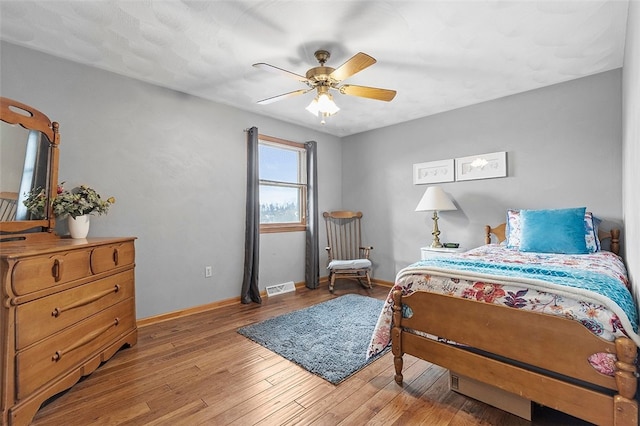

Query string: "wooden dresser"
[0, 237, 137, 425]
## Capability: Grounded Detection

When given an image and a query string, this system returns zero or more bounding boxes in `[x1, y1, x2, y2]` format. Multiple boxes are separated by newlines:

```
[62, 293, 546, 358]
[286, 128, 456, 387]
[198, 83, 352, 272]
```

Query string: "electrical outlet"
[205, 266, 212, 278]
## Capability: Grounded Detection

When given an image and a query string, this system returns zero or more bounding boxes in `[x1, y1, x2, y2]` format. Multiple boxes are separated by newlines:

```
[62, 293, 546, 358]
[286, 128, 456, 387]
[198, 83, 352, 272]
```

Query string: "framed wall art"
[413, 159, 455, 185]
[455, 151, 507, 181]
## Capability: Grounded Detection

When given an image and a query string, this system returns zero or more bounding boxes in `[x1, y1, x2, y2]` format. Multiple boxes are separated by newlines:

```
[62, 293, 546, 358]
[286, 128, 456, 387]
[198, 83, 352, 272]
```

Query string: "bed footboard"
[391, 289, 638, 426]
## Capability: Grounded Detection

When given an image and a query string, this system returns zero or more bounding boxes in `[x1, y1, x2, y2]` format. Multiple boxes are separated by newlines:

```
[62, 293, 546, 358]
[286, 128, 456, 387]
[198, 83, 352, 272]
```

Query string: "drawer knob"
[52, 318, 120, 362]
[52, 285, 121, 317]
[113, 248, 119, 266]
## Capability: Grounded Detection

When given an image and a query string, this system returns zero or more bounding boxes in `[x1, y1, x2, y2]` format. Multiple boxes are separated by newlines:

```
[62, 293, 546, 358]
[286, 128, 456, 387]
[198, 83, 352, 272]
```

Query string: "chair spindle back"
[323, 211, 363, 261]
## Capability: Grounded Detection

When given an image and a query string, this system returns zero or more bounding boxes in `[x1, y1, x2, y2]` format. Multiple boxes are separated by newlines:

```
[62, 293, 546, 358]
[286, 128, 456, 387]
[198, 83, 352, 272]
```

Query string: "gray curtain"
[241, 127, 262, 304]
[305, 141, 320, 289]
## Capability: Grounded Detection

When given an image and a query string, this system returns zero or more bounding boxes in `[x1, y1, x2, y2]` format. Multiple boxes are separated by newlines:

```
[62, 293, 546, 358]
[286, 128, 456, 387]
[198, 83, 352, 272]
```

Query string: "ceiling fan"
[253, 50, 396, 123]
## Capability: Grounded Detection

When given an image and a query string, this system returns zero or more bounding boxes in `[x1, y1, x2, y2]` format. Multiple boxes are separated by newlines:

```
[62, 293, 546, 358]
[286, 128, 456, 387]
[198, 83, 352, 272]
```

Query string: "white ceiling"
[0, 1, 629, 137]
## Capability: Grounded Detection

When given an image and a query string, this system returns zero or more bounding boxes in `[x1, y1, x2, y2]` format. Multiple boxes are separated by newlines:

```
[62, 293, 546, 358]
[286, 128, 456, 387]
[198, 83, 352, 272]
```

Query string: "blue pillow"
[519, 207, 589, 254]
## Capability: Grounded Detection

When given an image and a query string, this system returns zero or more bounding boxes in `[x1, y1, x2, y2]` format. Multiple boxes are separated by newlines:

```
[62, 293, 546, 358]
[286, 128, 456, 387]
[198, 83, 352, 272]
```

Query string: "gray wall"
[623, 1, 640, 308]
[342, 70, 623, 282]
[0, 42, 342, 319]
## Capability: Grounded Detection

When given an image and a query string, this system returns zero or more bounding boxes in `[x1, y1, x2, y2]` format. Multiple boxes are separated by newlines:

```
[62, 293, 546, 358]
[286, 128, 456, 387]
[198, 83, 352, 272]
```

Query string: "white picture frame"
[413, 159, 455, 185]
[455, 151, 507, 181]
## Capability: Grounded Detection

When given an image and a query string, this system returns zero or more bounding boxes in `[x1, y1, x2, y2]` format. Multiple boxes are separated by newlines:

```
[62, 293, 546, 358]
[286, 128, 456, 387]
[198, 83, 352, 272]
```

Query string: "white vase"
[68, 215, 90, 239]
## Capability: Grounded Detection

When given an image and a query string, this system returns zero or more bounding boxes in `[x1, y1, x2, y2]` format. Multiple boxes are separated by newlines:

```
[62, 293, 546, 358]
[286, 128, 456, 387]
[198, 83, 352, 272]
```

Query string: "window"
[258, 135, 307, 233]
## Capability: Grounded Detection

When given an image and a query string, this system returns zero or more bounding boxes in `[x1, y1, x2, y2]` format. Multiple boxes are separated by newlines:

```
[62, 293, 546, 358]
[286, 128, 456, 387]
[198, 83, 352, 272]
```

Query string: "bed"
[368, 207, 639, 426]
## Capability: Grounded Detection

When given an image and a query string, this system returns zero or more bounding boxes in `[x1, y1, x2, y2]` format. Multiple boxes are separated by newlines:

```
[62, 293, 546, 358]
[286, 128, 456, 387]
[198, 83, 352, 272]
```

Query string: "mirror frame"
[0, 97, 59, 240]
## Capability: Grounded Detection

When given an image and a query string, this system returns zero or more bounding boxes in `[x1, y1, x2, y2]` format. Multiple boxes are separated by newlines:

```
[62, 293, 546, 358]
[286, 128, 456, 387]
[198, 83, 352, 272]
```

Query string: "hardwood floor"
[31, 282, 592, 425]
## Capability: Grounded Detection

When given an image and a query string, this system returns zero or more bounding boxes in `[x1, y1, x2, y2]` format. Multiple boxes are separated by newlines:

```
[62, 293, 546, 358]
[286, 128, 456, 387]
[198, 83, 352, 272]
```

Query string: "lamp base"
[431, 211, 443, 248]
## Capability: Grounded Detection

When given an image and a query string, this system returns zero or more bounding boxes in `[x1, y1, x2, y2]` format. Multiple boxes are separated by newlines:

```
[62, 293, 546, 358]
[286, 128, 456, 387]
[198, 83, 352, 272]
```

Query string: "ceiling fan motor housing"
[306, 67, 336, 86]
[306, 50, 338, 87]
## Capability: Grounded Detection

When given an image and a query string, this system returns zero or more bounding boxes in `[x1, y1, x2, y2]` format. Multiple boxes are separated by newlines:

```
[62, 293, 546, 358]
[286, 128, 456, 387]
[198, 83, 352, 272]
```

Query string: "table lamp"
[415, 186, 457, 248]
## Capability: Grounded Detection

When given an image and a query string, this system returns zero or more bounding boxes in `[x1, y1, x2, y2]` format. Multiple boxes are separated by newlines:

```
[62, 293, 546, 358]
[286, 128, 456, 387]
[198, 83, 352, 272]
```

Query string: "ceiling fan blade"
[329, 52, 376, 82]
[339, 85, 396, 102]
[256, 89, 310, 105]
[253, 63, 309, 83]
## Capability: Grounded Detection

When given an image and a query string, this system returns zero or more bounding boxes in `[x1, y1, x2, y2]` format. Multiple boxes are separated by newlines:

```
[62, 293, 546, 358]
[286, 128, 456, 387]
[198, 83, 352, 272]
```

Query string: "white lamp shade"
[415, 186, 457, 212]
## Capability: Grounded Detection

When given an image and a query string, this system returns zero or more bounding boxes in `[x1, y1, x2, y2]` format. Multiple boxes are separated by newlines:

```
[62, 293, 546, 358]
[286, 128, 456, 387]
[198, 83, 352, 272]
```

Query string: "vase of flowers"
[51, 183, 115, 238]
[24, 183, 115, 238]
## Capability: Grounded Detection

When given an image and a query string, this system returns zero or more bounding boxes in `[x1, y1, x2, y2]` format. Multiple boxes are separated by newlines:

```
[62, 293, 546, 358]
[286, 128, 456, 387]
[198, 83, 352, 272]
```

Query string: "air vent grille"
[266, 281, 296, 297]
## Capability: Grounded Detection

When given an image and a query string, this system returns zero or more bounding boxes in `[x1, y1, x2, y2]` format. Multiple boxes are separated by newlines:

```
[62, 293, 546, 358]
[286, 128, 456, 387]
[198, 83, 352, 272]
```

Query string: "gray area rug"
[237, 293, 390, 384]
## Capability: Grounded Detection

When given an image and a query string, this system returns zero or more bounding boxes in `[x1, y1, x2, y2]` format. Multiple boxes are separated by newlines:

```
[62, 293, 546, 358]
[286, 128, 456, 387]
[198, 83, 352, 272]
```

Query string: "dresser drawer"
[12, 249, 92, 295]
[91, 241, 135, 274]
[16, 298, 135, 400]
[15, 269, 135, 350]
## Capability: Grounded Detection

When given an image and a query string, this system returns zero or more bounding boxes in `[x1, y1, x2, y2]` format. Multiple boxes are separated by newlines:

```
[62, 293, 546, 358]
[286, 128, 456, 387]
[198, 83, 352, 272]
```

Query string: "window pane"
[259, 144, 299, 183]
[260, 185, 300, 223]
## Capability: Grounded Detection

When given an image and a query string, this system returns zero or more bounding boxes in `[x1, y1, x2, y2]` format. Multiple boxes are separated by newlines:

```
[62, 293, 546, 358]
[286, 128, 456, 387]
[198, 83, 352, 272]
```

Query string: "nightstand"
[421, 246, 466, 260]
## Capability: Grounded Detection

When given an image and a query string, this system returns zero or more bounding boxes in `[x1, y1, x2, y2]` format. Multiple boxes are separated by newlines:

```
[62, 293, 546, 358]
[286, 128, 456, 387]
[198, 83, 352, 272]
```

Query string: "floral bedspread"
[367, 245, 640, 375]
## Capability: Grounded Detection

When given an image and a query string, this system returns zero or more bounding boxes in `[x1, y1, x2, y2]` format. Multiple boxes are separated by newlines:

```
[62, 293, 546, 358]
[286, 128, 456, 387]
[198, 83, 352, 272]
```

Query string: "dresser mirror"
[0, 97, 59, 241]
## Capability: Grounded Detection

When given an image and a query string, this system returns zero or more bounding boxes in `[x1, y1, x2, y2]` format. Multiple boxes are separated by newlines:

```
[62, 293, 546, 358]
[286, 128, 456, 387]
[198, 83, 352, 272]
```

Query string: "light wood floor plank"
[367, 363, 446, 425]
[331, 356, 441, 425]
[140, 400, 209, 426]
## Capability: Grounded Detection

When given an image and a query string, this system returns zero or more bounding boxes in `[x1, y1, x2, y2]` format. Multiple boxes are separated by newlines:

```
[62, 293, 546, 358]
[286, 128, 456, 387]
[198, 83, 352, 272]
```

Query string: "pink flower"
[588, 352, 616, 376]
[472, 282, 506, 303]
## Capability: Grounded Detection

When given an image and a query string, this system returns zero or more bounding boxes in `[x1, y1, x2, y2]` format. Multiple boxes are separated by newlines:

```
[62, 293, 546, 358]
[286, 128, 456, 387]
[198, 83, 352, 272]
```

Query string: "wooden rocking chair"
[323, 211, 373, 293]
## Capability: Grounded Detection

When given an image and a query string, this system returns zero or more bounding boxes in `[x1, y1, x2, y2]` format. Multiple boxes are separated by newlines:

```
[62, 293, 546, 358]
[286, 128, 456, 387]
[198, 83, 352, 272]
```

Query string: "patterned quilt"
[367, 245, 640, 375]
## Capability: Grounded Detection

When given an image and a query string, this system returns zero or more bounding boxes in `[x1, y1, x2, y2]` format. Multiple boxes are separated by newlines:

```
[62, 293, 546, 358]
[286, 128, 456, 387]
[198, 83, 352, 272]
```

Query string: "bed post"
[392, 290, 404, 385]
[485, 223, 506, 244]
[611, 229, 621, 256]
[484, 225, 492, 245]
[597, 228, 621, 255]
[614, 337, 638, 425]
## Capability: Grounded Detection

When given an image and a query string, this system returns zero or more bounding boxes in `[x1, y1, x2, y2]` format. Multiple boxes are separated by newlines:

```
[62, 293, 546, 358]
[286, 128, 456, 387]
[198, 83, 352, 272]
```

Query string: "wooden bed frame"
[392, 224, 637, 425]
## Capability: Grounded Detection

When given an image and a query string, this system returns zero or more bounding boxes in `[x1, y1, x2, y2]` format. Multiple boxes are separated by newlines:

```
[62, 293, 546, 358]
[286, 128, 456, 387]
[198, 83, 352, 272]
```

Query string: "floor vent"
[266, 281, 296, 297]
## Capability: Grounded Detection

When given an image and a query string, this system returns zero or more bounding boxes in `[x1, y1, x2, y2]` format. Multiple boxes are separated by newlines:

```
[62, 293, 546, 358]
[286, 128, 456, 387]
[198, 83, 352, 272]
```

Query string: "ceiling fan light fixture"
[317, 93, 340, 114]
[306, 90, 339, 118]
